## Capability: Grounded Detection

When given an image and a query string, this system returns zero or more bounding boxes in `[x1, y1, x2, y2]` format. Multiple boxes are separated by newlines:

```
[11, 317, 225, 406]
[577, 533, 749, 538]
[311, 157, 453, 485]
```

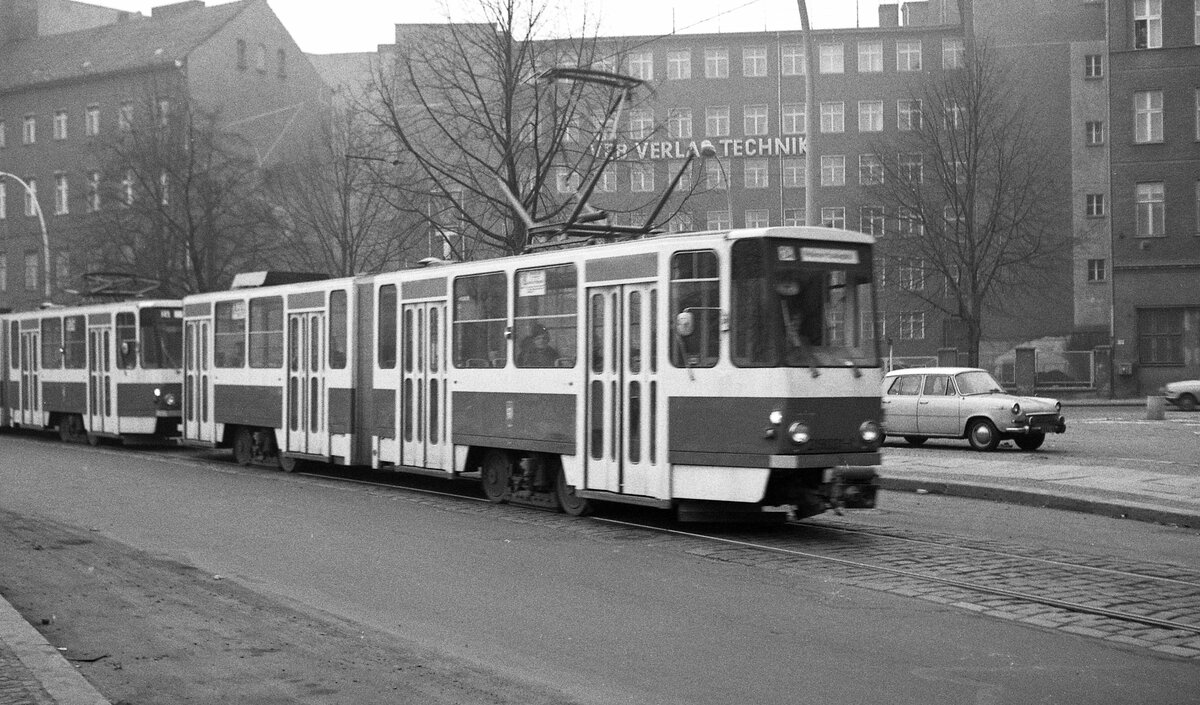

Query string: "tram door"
[585, 283, 660, 497]
[18, 328, 39, 426]
[286, 311, 326, 458]
[87, 326, 114, 435]
[400, 302, 448, 470]
[183, 320, 214, 443]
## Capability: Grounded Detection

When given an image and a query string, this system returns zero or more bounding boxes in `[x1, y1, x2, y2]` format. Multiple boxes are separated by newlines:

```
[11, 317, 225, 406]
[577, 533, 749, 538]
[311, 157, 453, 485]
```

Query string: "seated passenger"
[517, 323, 560, 367]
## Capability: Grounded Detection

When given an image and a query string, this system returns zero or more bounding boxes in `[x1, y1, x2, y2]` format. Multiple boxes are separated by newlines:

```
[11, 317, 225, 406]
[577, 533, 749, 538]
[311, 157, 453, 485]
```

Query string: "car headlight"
[788, 422, 811, 445]
[1055, 401, 1061, 412]
[859, 420, 882, 445]
[1011, 402, 1021, 415]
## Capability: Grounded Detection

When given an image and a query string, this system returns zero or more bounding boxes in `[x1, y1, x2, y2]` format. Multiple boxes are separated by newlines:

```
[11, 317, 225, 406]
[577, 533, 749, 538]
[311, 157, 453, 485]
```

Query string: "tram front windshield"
[731, 238, 880, 368]
[141, 307, 183, 369]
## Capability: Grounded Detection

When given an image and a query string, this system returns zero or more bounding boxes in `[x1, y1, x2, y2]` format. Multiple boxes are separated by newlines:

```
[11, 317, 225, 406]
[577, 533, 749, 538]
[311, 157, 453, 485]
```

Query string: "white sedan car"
[1161, 379, 1200, 411]
[881, 367, 1067, 451]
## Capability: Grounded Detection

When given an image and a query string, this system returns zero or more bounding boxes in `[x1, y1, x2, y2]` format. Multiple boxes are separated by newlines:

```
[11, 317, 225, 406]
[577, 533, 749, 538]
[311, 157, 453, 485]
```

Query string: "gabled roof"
[0, 0, 249, 94]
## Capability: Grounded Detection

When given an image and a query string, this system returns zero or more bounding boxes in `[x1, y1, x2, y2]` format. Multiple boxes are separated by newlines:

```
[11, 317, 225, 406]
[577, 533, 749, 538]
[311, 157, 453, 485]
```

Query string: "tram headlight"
[164, 392, 178, 407]
[859, 420, 882, 446]
[787, 422, 810, 445]
[768, 410, 783, 425]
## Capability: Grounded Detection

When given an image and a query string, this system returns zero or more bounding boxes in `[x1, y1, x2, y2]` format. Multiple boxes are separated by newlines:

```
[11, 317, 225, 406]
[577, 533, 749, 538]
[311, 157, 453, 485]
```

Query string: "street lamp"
[0, 171, 52, 301]
[699, 140, 732, 230]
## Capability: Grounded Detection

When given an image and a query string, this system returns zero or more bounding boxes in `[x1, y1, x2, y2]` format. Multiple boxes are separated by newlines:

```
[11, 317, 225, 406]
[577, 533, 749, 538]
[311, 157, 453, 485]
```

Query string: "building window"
[898, 207, 924, 236]
[22, 178, 37, 216]
[88, 172, 100, 212]
[24, 253, 39, 291]
[743, 104, 768, 135]
[667, 213, 692, 232]
[859, 154, 884, 185]
[55, 252, 69, 289]
[706, 210, 731, 230]
[1084, 54, 1103, 78]
[704, 48, 728, 78]
[898, 258, 925, 290]
[705, 161, 726, 190]
[899, 153, 924, 183]
[236, 39, 247, 69]
[783, 208, 805, 226]
[1195, 0, 1200, 45]
[123, 170, 134, 206]
[628, 108, 654, 139]
[1196, 180, 1200, 234]
[742, 46, 767, 77]
[782, 157, 805, 187]
[668, 160, 692, 190]
[1196, 89, 1200, 140]
[597, 170, 616, 193]
[781, 103, 806, 134]
[898, 100, 922, 131]
[255, 43, 267, 73]
[1138, 308, 1183, 364]
[0, 120, 5, 148]
[820, 155, 846, 187]
[858, 100, 883, 132]
[943, 102, 963, 130]
[555, 168, 578, 194]
[1085, 120, 1105, 145]
[744, 159, 769, 188]
[0, 182, 5, 219]
[898, 312, 925, 340]
[277, 48, 287, 78]
[896, 40, 922, 71]
[1134, 0, 1162, 49]
[820, 101, 844, 133]
[780, 45, 805, 75]
[628, 51, 653, 80]
[1134, 90, 1164, 143]
[54, 173, 68, 215]
[0, 254, 6, 291]
[22, 115, 35, 144]
[1086, 258, 1106, 282]
[745, 209, 769, 228]
[85, 105, 100, 136]
[818, 43, 843, 74]
[53, 111, 67, 140]
[119, 101, 134, 131]
[1085, 193, 1105, 217]
[630, 163, 654, 193]
[860, 206, 885, 236]
[820, 206, 845, 228]
[1136, 182, 1165, 236]
[705, 106, 729, 137]
[667, 50, 691, 79]
[858, 41, 883, 72]
[667, 108, 692, 138]
[942, 38, 964, 69]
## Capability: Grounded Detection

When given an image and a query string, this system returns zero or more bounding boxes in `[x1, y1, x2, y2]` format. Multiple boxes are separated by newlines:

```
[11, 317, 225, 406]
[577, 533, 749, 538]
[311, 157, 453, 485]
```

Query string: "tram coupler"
[829, 466, 879, 511]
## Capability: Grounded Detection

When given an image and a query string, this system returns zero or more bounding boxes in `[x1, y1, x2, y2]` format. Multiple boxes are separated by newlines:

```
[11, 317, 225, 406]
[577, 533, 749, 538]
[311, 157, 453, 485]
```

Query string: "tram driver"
[517, 322, 560, 367]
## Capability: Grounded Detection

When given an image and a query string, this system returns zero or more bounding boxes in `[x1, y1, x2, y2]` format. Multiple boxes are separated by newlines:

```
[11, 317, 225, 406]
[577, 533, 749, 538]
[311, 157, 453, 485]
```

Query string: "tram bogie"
[0, 300, 184, 443]
[178, 225, 883, 521]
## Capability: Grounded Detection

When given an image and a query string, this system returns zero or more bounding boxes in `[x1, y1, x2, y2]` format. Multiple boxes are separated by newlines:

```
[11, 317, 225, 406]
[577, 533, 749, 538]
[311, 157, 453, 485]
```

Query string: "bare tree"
[266, 105, 421, 277]
[85, 91, 281, 296]
[362, 0, 623, 257]
[865, 42, 1067, 365]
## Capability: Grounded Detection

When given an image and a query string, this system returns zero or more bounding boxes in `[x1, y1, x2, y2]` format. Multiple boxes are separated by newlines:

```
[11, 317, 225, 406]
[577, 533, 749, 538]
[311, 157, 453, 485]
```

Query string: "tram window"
[670, 250, 720, 368]
[590, 293, 604, 374]
[453, 272, 507, 368]
[214, 300, 247, 368]
[378, 284, 397, 369]
[329, 289, 347, 369]
[248, 297, 283, 368]
[63, 316, 86, 369]
[140, 308, 182, 369]
[41, 318, 63, 369]
[515, 264, 576, 368]
[403, 308, 414, 373]
[116, 313, 138, 369]
[429, 307, 439, 373]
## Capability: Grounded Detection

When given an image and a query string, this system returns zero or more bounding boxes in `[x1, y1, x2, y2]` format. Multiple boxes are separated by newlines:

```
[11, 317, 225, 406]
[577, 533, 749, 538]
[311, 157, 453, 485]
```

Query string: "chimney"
[152, 1, 205, 20]
[0, 0, 39, 46]
[877, 4, 899, 28]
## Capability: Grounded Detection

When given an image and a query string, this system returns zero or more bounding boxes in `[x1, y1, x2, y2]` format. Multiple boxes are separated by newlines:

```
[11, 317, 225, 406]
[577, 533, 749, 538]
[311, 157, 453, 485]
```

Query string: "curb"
[0, 596, 110, 705]
[878, 477, 1199, 529]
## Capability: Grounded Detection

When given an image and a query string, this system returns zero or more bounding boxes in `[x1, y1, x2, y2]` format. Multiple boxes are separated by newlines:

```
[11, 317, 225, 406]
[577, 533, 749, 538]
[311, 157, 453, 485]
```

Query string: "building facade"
[1105, 0, 1200, 394]
[0, 0, 330, 311]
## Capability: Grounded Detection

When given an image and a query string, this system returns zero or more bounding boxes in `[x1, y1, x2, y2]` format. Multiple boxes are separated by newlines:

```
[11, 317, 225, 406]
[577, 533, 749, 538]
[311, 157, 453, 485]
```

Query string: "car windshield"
[955, 370, 1004, 395]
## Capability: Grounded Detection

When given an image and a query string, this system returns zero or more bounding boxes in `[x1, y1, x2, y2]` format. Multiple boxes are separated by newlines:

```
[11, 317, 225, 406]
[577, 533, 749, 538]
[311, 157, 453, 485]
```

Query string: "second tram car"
[181, 226, 883, 520]
[1, 300, 184, 443]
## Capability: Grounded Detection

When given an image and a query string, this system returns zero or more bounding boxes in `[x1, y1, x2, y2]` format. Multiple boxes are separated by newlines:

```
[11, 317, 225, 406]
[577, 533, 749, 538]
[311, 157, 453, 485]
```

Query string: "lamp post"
[0, 171, 52, 301]
[699, 141, 732, 230]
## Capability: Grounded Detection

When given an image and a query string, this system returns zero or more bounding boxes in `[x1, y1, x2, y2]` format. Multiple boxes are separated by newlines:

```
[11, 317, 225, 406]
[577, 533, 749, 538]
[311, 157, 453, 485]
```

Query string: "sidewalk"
[0, 595, 108, 705]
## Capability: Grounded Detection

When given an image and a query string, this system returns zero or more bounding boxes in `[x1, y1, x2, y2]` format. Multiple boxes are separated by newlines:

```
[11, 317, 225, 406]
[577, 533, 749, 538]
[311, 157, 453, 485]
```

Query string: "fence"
[991, 350, 1095, 392]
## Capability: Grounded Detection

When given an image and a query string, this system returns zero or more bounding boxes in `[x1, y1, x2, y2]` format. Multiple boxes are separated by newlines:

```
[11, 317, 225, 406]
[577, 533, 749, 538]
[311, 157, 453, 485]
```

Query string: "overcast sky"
[99, 0, 887, 54]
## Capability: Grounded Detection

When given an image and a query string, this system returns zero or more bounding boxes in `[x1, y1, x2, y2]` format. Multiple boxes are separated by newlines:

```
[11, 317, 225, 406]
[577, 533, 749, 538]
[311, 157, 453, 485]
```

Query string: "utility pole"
[796, 0, 817, 225]
[0, 171, 53, 301]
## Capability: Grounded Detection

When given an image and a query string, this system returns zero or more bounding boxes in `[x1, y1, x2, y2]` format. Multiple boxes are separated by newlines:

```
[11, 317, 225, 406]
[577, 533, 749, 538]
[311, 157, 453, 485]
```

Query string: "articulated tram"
[1, 300, 184, 443]
[179, 226, 884, 520]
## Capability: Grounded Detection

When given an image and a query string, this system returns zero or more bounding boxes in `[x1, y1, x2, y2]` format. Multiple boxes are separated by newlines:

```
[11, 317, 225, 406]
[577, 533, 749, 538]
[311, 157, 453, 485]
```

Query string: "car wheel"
[1179, 394, 1197, 412]
[1014, 432, 1045, 451]
[903, 435, 927, 446]
[966, 419, 1000, 452]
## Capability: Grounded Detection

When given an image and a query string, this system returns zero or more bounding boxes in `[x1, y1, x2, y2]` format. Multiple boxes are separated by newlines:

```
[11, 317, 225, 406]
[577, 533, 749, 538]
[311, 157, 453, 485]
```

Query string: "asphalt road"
[2, 432, 1198, 705]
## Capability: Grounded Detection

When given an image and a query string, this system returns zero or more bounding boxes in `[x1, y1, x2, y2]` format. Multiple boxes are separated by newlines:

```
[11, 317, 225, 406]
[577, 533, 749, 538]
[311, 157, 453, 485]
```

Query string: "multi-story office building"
[1105, 0, 1200, 394]
[0, 0, 330, 311]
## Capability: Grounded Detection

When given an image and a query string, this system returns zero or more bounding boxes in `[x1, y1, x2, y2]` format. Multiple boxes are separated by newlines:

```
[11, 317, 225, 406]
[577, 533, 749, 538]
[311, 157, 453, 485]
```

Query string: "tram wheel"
[58, 414, 87, 444]
[556, 466, 592, 517]
[480, 449, 513, 503]
[232, 427, 255, 466]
